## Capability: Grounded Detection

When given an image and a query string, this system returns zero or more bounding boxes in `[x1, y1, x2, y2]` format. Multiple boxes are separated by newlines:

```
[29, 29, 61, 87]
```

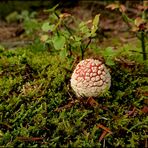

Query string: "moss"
[0, 42, 147, 147]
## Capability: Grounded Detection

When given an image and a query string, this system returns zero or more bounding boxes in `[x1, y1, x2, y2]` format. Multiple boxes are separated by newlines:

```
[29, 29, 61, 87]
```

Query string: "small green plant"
[106, 2, 148, 60]
[18, 10, 40, 35]
[6, 10, 40, 36]
[40, 5, 100, 60]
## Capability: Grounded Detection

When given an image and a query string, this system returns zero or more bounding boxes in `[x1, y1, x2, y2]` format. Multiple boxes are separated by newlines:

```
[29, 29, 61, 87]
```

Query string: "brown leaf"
[59, 13, 71, 18]
[119, 4, 126, 13]
[137, 5, 148, 11]
[86, 97, 99, 107]
[131, 26, 139, 32]
[141, 106, 148, 114]
[127, 107, 136, 116]
[106, 4, 119, 10]
[134, 17, 145, 27]
[143, 92, 148, 97]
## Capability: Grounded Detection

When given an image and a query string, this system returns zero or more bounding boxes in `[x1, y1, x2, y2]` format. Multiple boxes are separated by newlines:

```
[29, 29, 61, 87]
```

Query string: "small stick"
[17, 137, 43, 141]
[99, 131, 108, 142]
[127, 107, 136, 116]
[97, 124, 112, 134]
[97, 124, 112, 142]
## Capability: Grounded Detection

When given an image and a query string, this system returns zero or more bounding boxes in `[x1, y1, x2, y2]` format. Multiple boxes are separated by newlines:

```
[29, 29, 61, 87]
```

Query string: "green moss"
[0, 42, 147, 147]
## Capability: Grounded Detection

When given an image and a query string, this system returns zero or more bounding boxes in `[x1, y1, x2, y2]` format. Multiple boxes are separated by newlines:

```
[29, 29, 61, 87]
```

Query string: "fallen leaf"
[141, 106, 148, 114]
[131, 26, 139, 32]
[106, 4, 119, 10]
[119, 4, 126, 13]
[86, 97, 99, 107]
[59, 13, 71, 18]
[134, 17, 145, 27]
[127, 107, 137, 116]
[137, 5, 148, 11]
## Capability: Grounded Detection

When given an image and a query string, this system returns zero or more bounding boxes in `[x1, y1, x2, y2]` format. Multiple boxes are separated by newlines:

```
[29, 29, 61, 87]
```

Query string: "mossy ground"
[0, 40, 147, 147]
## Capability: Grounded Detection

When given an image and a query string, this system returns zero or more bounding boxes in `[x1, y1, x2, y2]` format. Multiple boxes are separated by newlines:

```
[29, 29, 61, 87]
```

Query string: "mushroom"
[70, 59, 111, 98]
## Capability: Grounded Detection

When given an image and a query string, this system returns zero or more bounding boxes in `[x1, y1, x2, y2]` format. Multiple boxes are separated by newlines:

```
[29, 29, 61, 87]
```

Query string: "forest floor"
[0, 2, 148, 147]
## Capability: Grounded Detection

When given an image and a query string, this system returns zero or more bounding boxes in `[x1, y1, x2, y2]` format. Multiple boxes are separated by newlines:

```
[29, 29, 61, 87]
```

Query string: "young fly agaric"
[71, 59, 111, 98]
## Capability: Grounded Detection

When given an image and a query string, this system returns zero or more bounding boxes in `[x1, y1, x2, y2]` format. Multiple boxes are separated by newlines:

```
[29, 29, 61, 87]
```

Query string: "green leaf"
[5, 11, 19, 23]
[44, 4, 59, 12]
[75, 36, 82, 42]
[60, 48, 67, 58]
[23, 19, 39, 34]
[52, 35, 66, 50]
[103, 47, 117, 66]
[106, 58, 115, 66]
[91, 14, 100, 36]
[72, 41, 81, 48]
[104, 47, 117, 57]
[42, 22, 55, 32]
[79, 22, 90, 35]
[93, 14, 100, 28]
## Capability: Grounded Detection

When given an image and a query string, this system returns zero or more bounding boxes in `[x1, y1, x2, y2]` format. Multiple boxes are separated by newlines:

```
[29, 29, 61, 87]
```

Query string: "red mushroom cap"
[71, 59, 111, 97]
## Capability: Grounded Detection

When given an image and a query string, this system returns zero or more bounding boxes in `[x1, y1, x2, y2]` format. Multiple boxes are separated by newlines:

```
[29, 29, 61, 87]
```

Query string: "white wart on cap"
[70, 59, 111, 98]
